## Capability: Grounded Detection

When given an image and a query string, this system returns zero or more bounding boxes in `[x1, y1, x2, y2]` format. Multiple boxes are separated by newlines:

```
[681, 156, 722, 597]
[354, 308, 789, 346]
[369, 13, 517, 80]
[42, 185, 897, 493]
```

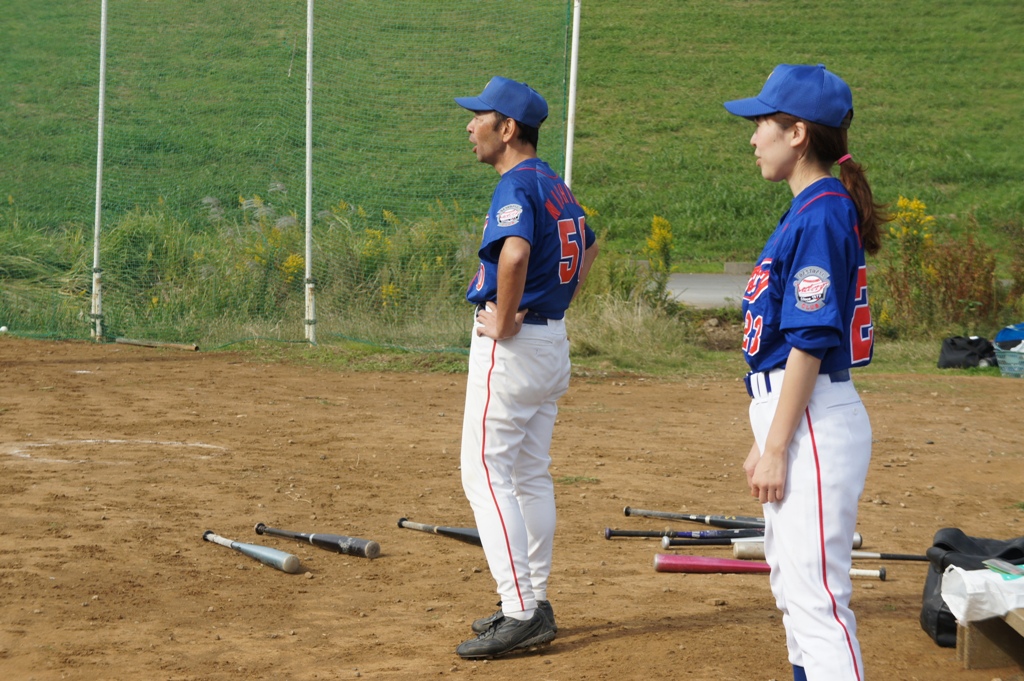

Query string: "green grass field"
[2, 1, 1022, 372]
[0, 1, 568, 230]
[573, 0, 1024, 265]
[4, 1, 1022, 259]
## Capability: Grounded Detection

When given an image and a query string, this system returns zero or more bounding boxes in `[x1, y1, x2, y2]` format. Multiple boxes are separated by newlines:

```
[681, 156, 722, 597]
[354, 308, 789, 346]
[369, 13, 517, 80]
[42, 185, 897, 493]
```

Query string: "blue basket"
[995, 323, 1024, 378]
[996, 348, 1024, 378]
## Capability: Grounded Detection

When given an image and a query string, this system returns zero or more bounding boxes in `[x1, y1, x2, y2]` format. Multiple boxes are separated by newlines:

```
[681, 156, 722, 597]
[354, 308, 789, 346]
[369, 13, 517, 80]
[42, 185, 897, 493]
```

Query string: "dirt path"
[1, 337, 1021, 680]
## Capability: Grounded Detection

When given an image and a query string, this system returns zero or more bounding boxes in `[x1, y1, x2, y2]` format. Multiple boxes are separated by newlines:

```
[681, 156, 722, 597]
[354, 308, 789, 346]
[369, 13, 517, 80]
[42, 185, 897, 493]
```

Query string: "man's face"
[466, 111, 506, 166]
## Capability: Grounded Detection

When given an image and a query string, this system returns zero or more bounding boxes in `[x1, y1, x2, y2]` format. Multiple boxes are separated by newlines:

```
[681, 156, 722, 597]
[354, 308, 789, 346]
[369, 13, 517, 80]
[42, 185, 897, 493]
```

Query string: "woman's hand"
[749, 449, 788, 503]
[743, 442, 761, 492]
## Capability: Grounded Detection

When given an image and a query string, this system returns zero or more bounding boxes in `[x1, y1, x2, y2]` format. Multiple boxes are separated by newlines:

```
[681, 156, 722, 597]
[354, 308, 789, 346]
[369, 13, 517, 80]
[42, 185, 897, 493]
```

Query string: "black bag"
[937, 336, 997, 369]
[919, 528, 1024, 647]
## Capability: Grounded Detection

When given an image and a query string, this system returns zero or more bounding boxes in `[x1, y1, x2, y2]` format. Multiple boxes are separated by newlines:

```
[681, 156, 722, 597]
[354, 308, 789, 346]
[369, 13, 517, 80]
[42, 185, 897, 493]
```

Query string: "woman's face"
[749, 117, 799, 183]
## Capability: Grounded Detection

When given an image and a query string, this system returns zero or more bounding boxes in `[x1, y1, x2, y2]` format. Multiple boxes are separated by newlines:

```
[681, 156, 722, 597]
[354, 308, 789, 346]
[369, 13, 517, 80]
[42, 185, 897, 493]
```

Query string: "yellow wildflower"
[280, 253, 304, 284]
[361, 229, 391, 260]
[381, 283, 400, 307]
[267, 226, 283, 249]
[645, 215, 673, 274]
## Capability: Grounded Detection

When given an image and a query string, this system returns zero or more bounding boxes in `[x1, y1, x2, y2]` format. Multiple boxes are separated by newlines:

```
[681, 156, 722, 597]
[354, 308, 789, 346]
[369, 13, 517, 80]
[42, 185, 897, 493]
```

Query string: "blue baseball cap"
[455, 76, 548, 128]
[724, 64, 853, 128]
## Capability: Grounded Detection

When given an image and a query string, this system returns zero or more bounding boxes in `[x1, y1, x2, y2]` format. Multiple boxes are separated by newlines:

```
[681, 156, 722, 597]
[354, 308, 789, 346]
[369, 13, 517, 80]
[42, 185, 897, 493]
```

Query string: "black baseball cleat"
[471, 600, 557, 634]
[456, 609, 556, 659]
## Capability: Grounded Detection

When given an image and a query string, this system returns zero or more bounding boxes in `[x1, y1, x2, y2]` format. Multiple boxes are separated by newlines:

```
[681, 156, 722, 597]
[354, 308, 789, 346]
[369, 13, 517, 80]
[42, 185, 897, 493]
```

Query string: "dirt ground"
[1, 336, 1022, 681]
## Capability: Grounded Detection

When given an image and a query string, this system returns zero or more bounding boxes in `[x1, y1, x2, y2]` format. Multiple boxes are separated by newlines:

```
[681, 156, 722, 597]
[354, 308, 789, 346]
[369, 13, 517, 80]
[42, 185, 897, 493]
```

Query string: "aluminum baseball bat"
[203, 530, 301, 574]
[624, 506, 765, 529]
[605, 527, 764, 540]
[667, 532, 863, 550]
[732, 542, 921, 562]
[254, 523, 381, 559]
[653, 553, 885, 581]
[397, 518, 482, 547]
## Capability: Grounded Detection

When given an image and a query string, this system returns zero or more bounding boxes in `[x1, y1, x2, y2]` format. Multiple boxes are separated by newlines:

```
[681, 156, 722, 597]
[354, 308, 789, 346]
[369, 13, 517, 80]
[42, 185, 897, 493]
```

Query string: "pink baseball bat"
[653, 553, 885, 580]
[654, 553, 770, 574]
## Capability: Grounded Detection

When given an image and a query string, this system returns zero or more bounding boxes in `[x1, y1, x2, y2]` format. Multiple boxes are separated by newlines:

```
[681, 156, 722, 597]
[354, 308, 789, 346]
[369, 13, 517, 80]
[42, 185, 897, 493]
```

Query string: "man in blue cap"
[452, 76, 598, 659]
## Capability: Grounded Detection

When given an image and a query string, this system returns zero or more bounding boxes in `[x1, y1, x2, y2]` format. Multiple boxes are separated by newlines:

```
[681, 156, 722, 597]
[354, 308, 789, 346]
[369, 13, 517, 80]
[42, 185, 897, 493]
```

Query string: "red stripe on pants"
[806, 408, 861, 681]
[480, 339, 525, 610]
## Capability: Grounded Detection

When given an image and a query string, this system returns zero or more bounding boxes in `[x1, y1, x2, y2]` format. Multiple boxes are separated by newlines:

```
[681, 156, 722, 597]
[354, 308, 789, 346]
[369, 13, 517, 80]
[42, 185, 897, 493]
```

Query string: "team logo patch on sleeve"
[793, 267, 831, 311]
[496, 204, 523, 227]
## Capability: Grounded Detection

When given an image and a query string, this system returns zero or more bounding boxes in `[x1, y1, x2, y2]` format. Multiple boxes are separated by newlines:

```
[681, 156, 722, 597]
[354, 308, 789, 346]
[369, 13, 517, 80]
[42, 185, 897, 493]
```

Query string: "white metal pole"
[91, 0, 109, 340]
[304, 0, 317, 344]
[564, 0, 581, 188]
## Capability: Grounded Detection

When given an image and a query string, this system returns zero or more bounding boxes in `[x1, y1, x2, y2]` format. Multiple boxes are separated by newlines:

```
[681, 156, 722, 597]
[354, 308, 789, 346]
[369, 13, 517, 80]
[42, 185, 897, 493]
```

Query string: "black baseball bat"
[397, 518, 481, 546]
[605, 527, 764, 540]
[731, 542, 923, 562]
[624, 506, 765, 529]
[203, 530, 301, 574]
[849, 551, 927, 562]
[254, 523, 381, 559]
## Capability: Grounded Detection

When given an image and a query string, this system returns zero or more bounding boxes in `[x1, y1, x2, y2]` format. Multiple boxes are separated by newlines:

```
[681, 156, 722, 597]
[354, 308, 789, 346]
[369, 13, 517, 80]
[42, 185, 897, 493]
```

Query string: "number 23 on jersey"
[743, 265, 873, 363]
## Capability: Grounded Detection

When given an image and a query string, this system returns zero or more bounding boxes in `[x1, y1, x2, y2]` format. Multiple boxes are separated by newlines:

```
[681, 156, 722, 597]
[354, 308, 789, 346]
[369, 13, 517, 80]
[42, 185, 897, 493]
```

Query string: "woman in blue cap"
[724, 64, 887, 681]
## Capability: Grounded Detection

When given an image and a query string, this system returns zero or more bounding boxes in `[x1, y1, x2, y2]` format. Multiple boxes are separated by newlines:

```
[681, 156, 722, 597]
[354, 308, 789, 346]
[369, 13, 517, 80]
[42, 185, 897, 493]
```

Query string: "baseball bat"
[605, 527, 764, 540]
[397, 518, 482, 547]
[254, 523, 381, 559]
[624, 506, 765, 529]
[665, 532, 863, 550]
[115, 337, 199, 351]
[202, 530, 301, 574]
[661, 537, 750, 548]
[732, 542, 924, 562]
[653, 554, 885, 581]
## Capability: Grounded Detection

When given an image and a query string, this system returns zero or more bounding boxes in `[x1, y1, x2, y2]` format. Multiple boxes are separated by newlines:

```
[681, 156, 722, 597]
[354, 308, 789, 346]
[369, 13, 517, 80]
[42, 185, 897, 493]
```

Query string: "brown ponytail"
[837, 158, 885, 255]
[770, 113, 888, 255]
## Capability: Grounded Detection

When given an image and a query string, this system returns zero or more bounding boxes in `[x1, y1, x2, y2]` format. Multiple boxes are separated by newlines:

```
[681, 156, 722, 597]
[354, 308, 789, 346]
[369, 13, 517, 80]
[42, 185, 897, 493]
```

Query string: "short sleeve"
[479, 183, 536, 262]
[584, 223, 596, 249]
[778, 217, 846, 352]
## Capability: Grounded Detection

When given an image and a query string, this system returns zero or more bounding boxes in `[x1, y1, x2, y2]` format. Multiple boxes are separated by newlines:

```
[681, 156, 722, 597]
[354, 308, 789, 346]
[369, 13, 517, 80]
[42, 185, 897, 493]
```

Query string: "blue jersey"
[466, 158, 595, 319]
[741, 177, 874, 373]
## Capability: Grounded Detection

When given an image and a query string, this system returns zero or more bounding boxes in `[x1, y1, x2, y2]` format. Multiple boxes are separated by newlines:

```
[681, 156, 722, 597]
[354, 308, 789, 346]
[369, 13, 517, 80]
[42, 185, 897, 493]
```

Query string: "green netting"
[0, 1, 571, 350]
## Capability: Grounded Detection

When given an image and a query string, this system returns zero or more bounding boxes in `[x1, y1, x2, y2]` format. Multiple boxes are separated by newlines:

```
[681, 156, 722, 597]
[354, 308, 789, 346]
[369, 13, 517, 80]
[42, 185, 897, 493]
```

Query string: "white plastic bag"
[940, 564, 1024, 622]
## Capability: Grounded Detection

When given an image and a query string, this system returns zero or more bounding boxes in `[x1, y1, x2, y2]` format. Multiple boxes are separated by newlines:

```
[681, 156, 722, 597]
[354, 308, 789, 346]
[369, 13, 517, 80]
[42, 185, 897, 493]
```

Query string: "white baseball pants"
[460, 317, 570, 618]
[748, 368, 872, 681]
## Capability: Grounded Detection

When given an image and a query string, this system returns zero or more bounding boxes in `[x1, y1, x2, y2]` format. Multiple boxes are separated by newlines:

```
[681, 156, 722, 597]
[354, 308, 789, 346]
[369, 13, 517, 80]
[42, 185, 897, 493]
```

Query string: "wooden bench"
[956, 608, 1024, 669]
